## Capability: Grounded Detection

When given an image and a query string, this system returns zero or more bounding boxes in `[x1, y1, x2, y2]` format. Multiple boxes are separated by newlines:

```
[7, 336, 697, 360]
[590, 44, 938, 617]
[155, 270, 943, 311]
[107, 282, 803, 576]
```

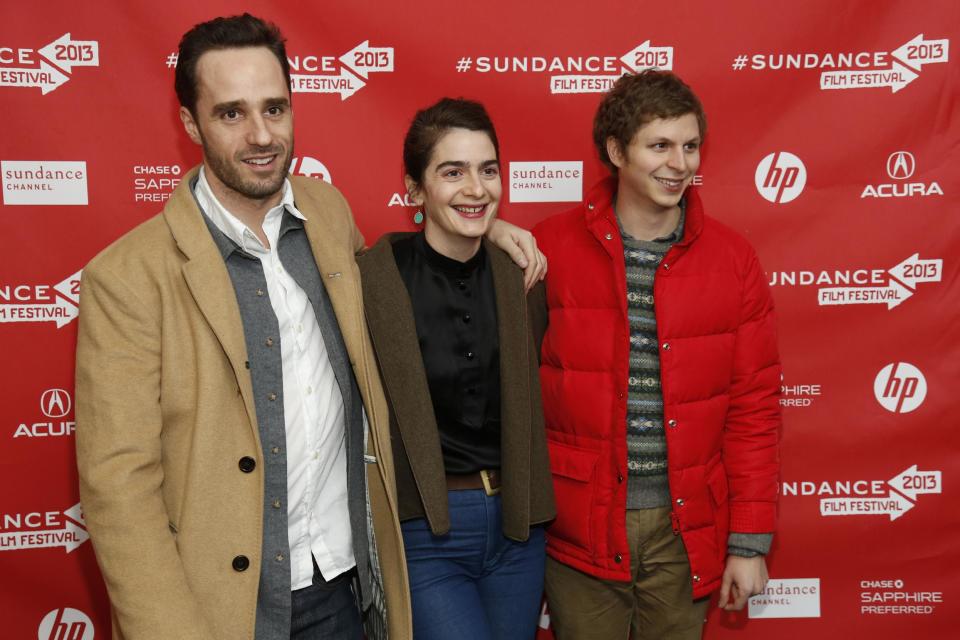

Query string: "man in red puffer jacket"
[533, 71, 782, 640]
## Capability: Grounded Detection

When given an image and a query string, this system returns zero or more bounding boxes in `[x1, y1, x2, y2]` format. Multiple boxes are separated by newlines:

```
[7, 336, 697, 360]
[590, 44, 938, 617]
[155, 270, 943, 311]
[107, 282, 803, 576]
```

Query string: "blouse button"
[462, 313, 471, 323]
[457, 280, 466, 290]
[465, 351, 475, 360]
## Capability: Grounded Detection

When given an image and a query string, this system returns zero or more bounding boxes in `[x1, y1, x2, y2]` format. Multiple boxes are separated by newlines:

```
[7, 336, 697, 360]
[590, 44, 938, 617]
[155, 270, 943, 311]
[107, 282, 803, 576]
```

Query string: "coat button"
[256, 289, 265, 297]
[617, 473, 624, 483]
[238, 457, 256, 473]
[265, 337, 274, 347]
[668, 419, 677, 428]
[663, 263, 670, 270]
[587, 203, 595, 210]
[275, 553, 284, 562]
[605, 233, 613, 240]
[662, 342, 671, 351]
[676, 497, 685, 506]
[693, 574, 701, 582]
[614, 553, 622, 563]
[465, 351, 475, 360]
[232, 555, 250, 571]
[272, 498, 281, 509]
[271, 446, 281, 454]
[268, 392, 277, 401]
[462, 313, 471, 323]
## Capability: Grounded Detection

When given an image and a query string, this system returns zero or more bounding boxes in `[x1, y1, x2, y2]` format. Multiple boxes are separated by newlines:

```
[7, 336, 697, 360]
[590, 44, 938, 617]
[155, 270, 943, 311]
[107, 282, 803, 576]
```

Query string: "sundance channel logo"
[2, 160, 88, 205]
[748, 578, 821, 619]
[509, 162, 583, 203]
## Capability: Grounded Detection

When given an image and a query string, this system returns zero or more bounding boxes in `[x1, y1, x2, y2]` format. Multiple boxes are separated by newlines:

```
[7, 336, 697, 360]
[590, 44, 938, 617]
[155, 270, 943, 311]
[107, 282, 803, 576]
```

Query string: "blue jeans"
[401, 489, 546, 640]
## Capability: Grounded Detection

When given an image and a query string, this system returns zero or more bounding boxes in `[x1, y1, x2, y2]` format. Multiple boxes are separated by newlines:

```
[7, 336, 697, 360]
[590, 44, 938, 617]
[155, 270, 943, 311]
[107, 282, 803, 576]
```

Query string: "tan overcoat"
[75, 167, 412, 639]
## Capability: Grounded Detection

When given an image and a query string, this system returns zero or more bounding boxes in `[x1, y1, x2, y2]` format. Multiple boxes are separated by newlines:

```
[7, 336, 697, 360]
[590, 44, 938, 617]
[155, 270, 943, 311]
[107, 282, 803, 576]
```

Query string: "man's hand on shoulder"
[718, 555, 768, 611]
[486, 218, 547, 291]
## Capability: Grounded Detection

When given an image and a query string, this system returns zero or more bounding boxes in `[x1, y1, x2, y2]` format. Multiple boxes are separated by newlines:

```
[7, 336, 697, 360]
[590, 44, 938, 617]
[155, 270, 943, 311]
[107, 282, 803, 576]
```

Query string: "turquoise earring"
[413, 210, 424, 224]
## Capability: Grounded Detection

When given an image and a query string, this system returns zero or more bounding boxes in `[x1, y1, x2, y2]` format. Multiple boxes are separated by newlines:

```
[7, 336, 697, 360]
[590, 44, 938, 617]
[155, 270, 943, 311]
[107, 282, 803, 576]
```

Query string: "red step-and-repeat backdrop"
[2, 1, 958, 638]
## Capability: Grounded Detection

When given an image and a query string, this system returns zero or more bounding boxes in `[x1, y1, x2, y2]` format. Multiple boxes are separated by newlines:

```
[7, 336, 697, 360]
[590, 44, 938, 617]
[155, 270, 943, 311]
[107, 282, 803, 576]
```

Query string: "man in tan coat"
[76, 13, 544, 640]
[74, 14, 410, 640]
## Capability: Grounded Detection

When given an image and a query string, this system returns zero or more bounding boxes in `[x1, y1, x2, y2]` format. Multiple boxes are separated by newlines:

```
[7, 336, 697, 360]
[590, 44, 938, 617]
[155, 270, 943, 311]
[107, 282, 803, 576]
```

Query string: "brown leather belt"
[446, 469, 501, 496]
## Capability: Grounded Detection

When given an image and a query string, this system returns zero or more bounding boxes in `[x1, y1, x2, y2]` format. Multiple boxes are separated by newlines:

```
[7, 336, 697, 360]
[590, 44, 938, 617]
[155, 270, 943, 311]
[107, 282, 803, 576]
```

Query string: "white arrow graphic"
[63, 502, 85, 526]
[620, 40, 674, 72]
[0, 61, 69, 95]
[818, 279, 912, 310]
[0, 520, 89, 553]
[888, 253, 942, 289]
[888, 465, 942, 501]
[891, 34, 949, 71]
[38, 33, 100, 72]
[291, 68, 365, 100]
[339, 41, 394, 79]
[54, 269, 82, 305]
[820, 492, 915, 521]
[54, 296, 80, 328]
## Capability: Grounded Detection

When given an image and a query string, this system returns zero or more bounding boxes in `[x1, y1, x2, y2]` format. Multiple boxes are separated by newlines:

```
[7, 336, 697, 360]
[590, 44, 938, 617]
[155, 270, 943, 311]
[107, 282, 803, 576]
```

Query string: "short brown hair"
[593, 70, 706, 173]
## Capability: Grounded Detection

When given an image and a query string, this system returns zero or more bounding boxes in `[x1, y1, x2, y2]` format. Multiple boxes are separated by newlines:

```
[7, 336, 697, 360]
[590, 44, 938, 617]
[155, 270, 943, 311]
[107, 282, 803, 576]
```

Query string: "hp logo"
[38, 608, 94, 640]
[874, 362, 927, 414]
[755, 152, 806, 204]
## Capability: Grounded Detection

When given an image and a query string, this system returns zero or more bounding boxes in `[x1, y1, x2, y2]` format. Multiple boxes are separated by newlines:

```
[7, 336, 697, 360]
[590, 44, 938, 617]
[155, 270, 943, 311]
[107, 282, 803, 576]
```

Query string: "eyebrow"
[434, 159, 499, 172]
[210, 97, 290, 116]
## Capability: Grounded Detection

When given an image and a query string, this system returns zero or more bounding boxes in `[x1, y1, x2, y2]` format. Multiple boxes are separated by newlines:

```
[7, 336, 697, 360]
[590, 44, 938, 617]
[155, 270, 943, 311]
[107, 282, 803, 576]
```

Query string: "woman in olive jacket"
[356, 97, 555, 640]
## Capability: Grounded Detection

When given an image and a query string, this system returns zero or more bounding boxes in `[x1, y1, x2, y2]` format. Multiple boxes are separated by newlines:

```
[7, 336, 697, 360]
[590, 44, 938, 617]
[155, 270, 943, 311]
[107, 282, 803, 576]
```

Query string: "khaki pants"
[546, 507, 710, 640]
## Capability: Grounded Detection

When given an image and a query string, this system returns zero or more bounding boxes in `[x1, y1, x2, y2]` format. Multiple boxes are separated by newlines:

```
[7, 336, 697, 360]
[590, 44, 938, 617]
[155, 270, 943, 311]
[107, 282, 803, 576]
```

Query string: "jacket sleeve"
[75, 263, 214, 640]
[723, 248, 782, 535]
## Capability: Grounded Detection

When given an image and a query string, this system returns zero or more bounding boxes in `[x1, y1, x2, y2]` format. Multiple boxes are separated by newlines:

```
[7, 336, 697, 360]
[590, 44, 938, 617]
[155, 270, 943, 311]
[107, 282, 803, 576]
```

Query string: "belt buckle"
[480, 469, 500, 496]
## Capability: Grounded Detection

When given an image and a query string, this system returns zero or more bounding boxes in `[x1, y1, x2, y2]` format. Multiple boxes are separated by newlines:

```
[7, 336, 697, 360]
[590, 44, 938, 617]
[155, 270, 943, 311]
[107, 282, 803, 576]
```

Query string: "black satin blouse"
[392, 232, 501, 474]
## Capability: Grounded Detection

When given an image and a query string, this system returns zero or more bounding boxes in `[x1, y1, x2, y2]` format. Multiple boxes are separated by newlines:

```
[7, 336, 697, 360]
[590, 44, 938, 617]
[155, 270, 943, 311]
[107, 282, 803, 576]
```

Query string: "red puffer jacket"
[533, 178, 781, 599]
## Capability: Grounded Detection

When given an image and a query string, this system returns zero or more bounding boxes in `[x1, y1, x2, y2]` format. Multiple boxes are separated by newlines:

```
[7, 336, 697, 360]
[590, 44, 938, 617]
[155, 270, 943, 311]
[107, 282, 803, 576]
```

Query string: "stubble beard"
[202, 137, 294, 201]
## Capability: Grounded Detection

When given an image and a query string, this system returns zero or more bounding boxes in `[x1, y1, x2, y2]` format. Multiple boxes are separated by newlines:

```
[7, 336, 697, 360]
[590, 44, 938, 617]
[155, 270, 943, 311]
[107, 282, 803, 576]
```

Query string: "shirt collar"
[193, 166, 305, 255]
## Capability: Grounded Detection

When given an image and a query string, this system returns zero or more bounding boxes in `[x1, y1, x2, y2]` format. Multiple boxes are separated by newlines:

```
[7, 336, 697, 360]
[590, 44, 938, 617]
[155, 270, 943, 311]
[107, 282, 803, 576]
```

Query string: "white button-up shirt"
[195, 168, 355, 589]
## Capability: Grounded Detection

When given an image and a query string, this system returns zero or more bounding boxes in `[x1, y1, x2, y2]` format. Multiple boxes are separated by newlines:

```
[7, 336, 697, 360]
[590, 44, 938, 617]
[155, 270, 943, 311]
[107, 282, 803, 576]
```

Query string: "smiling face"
[179, 46, 293, 215]
[407, 128, 501, 262]
[608, 113, 701, 217]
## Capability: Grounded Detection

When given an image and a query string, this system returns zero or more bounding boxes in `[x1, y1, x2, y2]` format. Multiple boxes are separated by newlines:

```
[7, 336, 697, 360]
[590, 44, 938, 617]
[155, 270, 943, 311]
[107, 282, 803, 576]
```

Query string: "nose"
[246, 113, 273, 148]
[666, 146, 687, 173]
[462, 171, 485, 198]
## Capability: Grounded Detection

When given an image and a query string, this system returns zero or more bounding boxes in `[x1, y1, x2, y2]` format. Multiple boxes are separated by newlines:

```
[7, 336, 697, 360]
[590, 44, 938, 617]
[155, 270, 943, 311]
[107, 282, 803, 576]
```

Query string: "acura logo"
[886, 151, 915, 180]
[40, 388, 72, 418]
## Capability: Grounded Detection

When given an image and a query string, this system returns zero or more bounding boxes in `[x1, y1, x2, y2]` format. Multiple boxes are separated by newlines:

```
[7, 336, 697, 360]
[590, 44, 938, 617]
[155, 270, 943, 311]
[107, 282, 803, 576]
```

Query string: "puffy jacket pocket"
[547, 440, 599, 553]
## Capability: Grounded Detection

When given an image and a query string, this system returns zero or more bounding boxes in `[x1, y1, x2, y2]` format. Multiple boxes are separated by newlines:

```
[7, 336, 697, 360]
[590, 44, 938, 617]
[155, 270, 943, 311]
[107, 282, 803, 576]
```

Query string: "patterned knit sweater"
[619, 210, 684, 510]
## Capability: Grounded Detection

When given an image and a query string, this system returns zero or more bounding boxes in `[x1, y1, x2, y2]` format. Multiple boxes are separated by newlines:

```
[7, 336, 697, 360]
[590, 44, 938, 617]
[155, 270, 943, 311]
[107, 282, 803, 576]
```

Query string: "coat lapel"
[487, 240, 532, 527]
[163, 168, 257, 431]
[358, 236, 450, 527]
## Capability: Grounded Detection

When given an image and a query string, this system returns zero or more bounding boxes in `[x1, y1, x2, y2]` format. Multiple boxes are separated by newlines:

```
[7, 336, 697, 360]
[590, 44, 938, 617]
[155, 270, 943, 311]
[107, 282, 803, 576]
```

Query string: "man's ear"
[606, 136, 626, 169]
[179, 106, 203, 146]
[404, 175, 424, 207]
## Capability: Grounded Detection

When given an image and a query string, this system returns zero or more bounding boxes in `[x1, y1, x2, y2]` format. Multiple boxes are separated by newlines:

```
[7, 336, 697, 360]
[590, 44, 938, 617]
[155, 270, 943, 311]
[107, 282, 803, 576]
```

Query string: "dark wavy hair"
[593, 70, 706, 173]
[175, 13, 290, 115]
